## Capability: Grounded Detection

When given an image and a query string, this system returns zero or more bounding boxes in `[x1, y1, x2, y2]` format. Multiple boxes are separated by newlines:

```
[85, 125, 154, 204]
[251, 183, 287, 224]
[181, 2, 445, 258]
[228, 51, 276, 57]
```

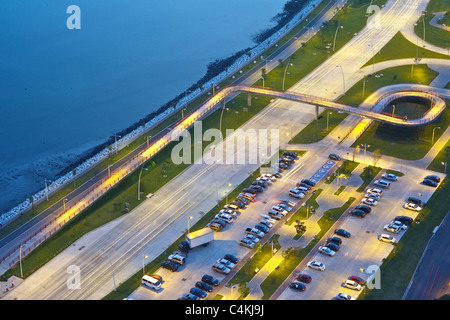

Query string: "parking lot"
[128, 151, 444, 300]
[276, 165, 445, 300]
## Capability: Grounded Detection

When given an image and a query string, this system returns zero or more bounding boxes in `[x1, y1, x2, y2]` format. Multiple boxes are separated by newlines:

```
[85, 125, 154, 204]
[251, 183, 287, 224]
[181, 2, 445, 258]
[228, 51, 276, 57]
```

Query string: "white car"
[362, 198, 378, 206]
[382, 173, 398, 181]
[245, 228, 265, 238]
[295, 186, 309, 194]
[239, 238, 255, 249]
[384, 224, 400, 234]
[272, 206, 288, 215]
[367, 188, 383, 196]
[212, 262, 230, 274]
[378, 234, 396, 244]
[403, 203, 422, 212]
[344, 280, 362, 291]
[307, 261, 326, 271]
[318, 246, 335, 257]
[215, 213, 233, 223]
[280, 199, 296, 207]
[390, 220, 408, 230]
[365, 193, 381, 201]
[217, 258, 235, 269]
[219, 209, 237, 217]
[260, 174, 276, 182]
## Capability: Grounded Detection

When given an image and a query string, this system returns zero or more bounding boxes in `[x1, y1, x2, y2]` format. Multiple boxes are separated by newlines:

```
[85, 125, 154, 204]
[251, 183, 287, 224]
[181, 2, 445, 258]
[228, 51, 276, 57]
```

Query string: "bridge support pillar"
[247, 93, 251, 107]
[315, 105, 319, 120]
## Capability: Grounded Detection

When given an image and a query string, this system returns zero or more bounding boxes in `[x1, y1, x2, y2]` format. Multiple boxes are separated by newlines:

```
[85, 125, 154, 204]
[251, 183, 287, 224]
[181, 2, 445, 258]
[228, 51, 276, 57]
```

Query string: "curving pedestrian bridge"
[214, 84, 446, 127]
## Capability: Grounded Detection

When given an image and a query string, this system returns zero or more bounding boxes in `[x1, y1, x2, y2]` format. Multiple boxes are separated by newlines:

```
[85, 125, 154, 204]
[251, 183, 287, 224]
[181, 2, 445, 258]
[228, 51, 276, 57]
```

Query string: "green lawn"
[413, 0, 450, 50]
[325, 160, 359, 184]
[363, 177, 450, 300]
[356, 166, 383, 193]
[362, 32, 449, 68]
[427, 139, 450, 173]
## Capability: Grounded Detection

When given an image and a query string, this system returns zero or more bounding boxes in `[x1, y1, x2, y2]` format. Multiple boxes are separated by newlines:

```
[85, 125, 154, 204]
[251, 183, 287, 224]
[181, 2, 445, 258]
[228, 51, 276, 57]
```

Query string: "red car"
[348, 275, 366, 285]
[295, 273, 312, 283]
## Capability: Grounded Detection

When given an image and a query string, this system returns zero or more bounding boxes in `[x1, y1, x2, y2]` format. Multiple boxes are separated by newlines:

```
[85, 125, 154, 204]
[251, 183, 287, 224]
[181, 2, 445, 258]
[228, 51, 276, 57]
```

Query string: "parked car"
[280, 199, 296, 207]
[424, 175, 440, 183]
[272, 205, 288, 215]
[344, 280, 362, 291]
[327, 236, 343, 245]
[230, 200, 245, 209]
[422, 179, 438, 188]
[325, 242, 340, 252]
[378, 234, 396, 244]
[215, 213, 233, 223]
[178, 293, 200, 300]
[394, 215, 414, 225]
[267, 211, 283, 220]
[348, 275, 366, 285]
[224, 254, 239, 264]
[289, 282, 306, 291]
[295, 186, 309, 194]
[318, 246, 335, 257]
[362, 198, 378, 206]
[259, 219, 273, 228]
[211, 262, 230, 274]
[284, 151, 298, 158]
[406, 197, 424, 207]
[201, 274, 220, 287]
[217, 258, 235, 269]
[245, 228, 265, 238]
[355, 204, 371, 214]
[239, 238, 255, 249]
[349, 209, 366, 218]
[195, 281, 214, 293]
[255, 223, 270, 233]
[382, 173, 398, 181]
[242, 188, 257, 195]
[161, 261, 179, 272]
[278, 204, 292, 211]
[307, 261, 325, 271]
[329, 154, 341, 161]
[190, 287, 207, 298]
[209, 222, 224, 232]
[390, 220, 408, 230]
[296, 273, 312, 283]
[301, 179, 316, 187]
[334, 228, 351, 238]
[384, 224, 401, 234]
[296, 182, 312, 190]
[365, 193, 381, 201]
[244, 234, 260, 243]
[288, 189, 305, 199]
[403, 202, 422, 211]
[335, 293, 353, 300]
[367, 188, 383, 196]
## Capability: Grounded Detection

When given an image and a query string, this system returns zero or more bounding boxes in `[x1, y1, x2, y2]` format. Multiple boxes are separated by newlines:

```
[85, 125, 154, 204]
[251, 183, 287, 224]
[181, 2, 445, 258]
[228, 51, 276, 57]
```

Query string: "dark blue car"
[190, 287, 207, 298]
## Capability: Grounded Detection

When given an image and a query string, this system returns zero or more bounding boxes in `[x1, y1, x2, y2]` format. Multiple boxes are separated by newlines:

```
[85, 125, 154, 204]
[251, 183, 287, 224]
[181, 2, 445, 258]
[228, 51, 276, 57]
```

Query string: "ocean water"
[0, 0, 288, 212]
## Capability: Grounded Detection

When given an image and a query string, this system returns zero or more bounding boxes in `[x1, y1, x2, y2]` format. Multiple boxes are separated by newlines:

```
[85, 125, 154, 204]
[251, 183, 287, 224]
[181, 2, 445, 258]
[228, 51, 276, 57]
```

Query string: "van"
[168, 253, 186, 265]
[142, 275, 162, 290]
[374, 180, 390, 189]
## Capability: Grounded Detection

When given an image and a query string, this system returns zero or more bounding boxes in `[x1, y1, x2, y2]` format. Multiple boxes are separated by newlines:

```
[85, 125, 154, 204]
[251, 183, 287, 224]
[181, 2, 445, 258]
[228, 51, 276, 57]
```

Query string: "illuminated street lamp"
[431, 126, 440, 145]
[63, 198, 68, 211]
[142, 254, 149, 276]
[282, 60, 294, 91]
[391, 105, 396, 117]
[327, 111, 333, 131]
[441, 161, 447, 174]
[138, 165, 149, 200]
[108, 164, 113, 177]
[187, 215, 193, 234]
[226, 183, 232, 203]
[114, 134, 122, 154]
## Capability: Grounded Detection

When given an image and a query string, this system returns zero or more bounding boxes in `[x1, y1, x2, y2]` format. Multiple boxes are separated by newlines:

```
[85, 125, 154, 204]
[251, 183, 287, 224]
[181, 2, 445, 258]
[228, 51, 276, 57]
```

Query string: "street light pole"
[327, 111, 332, 131]
[138, 165, 149, 200]
[142, 254, 148, 276]
[187, 215, 193, 234]
[282, 60, 293, 91]
[391, 105, 395, 117]
[432, 126, 441, 145]
[114, 134, 121, 154]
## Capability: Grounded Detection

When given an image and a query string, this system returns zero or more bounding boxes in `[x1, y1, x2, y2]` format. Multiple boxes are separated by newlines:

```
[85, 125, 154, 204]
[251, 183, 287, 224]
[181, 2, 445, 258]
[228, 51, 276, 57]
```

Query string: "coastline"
[0, 0, 320, 225]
